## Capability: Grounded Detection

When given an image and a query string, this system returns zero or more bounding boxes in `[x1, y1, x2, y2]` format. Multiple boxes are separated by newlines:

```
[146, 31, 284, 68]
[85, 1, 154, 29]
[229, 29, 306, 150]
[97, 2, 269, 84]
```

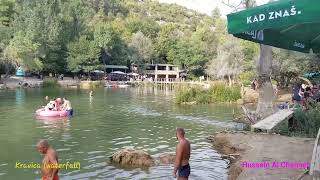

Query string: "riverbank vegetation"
[42, 79, 60, 88]
[175, 83, 241, 104]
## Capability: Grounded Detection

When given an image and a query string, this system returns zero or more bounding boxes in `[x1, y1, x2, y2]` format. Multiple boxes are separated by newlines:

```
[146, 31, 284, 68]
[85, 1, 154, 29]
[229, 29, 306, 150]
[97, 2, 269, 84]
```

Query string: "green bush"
[293, 107, 320, 138]
[239, 71, 256, 86]
[209, 83, 241, 102]
[175, 83, 241, 104]
[175, 86, 201, 104]
[42, 79, 60, 88]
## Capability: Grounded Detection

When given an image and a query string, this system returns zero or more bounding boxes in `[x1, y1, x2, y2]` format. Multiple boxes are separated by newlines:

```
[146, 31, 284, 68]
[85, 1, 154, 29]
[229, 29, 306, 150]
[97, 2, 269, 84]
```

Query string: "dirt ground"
[211, 132, 314, 180]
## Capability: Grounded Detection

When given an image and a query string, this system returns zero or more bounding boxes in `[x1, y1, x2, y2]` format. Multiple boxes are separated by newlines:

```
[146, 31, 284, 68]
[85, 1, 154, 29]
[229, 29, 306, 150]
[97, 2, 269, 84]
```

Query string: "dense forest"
[0, 0, 319, 85]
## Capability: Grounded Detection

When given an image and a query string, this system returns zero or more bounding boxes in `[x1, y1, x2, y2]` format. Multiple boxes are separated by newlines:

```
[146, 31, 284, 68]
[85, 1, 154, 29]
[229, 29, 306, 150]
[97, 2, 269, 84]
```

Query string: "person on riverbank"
[173, 128, 191, 180]
[36, 140, 59, 180]
[62, 97, 73, 116]
[288, 100, 302, 110]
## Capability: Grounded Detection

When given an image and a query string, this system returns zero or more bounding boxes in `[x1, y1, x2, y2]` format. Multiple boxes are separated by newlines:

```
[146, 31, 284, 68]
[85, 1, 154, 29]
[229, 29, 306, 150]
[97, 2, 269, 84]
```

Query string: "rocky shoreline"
[0, 76, 86, 90]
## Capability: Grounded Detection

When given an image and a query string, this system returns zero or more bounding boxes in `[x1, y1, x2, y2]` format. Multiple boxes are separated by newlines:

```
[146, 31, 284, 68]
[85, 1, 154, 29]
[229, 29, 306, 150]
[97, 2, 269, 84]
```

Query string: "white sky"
[157, 0, 270, 16]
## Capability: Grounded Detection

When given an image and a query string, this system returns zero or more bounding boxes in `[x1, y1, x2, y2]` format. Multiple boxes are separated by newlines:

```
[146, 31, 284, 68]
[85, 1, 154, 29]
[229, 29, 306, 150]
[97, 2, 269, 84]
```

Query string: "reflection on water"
[15, 89, 26, 106]
[0, 87, 241, 180]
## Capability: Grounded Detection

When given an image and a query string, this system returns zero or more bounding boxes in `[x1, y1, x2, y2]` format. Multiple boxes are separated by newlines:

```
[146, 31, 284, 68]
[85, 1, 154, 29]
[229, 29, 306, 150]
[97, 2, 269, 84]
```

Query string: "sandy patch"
[211, 132, 314, 180]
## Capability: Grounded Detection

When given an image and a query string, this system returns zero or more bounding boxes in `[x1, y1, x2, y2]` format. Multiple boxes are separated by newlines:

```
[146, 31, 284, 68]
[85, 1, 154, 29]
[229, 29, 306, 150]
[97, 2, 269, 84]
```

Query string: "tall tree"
[67, 35, 100, 74]
[4, 31, 43, 71]
[129, 31, 154, 66]
[206, 35, 244, 86]
[223, 0, 274, 119]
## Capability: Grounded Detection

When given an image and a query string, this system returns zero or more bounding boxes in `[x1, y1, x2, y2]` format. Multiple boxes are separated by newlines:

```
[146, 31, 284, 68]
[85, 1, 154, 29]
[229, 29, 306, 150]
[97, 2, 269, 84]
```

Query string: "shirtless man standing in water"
[37, 140, 59, 180]
[173, 128, 191, 180]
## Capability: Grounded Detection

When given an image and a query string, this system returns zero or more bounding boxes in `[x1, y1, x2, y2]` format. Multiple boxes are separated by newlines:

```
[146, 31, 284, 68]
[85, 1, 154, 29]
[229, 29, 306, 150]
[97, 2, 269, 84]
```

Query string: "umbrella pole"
[256, 44, 274, 120]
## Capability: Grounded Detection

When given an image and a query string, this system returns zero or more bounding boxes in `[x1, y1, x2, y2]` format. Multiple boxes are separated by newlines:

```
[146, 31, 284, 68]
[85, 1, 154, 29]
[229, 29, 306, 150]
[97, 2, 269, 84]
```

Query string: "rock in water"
[110, 149, 155, 167]
[159, 153, 176, 164]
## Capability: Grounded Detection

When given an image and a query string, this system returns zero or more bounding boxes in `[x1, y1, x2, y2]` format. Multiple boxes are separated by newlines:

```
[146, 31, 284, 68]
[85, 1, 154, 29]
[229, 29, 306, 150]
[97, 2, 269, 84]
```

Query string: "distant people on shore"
[251, 79, 258, 90]
[278, 82, 320, 110]
[36, 139, 59, 180]
[59, 74, 64, 80]
[173, 128, 191, 179]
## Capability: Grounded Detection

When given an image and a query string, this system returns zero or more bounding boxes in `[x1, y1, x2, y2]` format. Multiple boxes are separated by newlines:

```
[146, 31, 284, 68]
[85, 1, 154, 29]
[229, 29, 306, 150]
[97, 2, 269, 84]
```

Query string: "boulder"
[110, 149, 155, 167]
[241, 87, 259, 104]
[181, 101, 197, 105]
[236, 99, 244, 105]
[159, 153, 176, 164]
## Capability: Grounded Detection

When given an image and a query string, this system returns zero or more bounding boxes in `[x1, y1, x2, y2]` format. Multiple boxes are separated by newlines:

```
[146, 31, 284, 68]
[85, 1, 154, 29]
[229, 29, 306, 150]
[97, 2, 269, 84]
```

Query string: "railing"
[155, 78, 180, 83]
[145, 70, 179, 75]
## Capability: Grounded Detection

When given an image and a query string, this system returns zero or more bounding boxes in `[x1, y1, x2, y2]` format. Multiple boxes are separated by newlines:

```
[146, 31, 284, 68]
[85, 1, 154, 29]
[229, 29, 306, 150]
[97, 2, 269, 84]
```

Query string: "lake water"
[0, 87, 242, 180]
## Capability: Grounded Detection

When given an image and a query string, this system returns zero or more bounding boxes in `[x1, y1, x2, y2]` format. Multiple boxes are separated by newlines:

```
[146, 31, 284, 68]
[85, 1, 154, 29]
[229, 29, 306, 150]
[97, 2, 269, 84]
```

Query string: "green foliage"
[206, 35, 244, 85]
[239, 71, 256, 86]
[0, 0, 15, 26]
[2, 0, 317, 83]
[67, 35, 100, 73]
[175, 83, 241, 104]
[240, 40, 259, 71]
[0, 0, 223, 77]
[4, 31, 43, 71]
[292, 104, 320, 138]
[42, 79, 60, 88]
[129, 31, 154, 65]
[272, 48, 318, 87]
[208, 83, 241, 102]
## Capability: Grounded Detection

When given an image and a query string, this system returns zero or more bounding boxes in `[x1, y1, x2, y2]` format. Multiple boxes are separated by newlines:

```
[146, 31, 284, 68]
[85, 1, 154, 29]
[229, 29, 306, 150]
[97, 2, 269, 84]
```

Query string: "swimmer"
[173, 128, 191, 180]
[36, 140, 59, 180]
[62, 97, 73, 116]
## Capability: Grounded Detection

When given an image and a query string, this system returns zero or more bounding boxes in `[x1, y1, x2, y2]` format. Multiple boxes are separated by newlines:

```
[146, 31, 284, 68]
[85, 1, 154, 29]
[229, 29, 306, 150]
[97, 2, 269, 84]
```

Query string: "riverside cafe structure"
[226, 0, 320, 177]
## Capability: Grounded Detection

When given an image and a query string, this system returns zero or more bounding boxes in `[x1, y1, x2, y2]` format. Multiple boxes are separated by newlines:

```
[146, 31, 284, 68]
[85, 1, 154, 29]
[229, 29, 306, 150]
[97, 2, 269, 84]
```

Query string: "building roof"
[145, 64, 178, 67]
[105, 65, 129, 69]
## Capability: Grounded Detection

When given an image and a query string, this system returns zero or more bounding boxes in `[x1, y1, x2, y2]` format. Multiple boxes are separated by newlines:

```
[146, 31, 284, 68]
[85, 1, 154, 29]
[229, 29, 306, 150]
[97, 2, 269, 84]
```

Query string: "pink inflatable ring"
[36, 108, 68, 117]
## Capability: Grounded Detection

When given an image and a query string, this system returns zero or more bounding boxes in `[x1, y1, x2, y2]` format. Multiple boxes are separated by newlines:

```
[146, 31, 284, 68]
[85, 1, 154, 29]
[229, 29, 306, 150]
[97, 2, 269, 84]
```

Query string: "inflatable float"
[36, 108, 68, 117]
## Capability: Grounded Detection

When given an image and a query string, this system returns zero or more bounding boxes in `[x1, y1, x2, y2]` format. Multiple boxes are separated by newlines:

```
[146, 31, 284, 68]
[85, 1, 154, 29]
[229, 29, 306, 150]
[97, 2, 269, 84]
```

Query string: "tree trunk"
[4, 63, 10, 78]
[256, 44, 274, 119]
[228, 75, 232, 87]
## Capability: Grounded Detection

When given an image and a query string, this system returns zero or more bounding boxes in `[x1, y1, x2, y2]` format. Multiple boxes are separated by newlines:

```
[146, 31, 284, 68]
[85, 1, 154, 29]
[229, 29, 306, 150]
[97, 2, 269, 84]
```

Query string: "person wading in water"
[173, 128, 191, 180]
[36, 140, 59, 180]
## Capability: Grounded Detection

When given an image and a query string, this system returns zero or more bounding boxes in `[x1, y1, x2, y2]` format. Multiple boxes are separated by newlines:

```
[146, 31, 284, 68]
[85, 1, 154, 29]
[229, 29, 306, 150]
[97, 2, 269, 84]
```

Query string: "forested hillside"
[0, 0, 319, 84]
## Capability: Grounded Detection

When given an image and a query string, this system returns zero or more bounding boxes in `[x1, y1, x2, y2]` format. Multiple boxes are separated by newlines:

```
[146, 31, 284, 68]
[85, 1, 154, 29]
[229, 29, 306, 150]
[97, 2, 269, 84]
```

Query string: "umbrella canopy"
[227, 0, 320, 53]
[127, 72, 139, 76]
[93, 70, 104, 73]
[110, 71, 126, 75]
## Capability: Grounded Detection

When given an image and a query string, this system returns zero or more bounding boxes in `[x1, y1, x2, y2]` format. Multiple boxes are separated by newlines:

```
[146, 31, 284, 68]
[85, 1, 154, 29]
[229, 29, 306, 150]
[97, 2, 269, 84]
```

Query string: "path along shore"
[210, 131, 314, 180]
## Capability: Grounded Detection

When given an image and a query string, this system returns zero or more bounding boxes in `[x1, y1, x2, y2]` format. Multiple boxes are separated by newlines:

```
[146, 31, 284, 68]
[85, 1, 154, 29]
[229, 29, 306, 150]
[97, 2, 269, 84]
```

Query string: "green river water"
[0, 87, 242, 180]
